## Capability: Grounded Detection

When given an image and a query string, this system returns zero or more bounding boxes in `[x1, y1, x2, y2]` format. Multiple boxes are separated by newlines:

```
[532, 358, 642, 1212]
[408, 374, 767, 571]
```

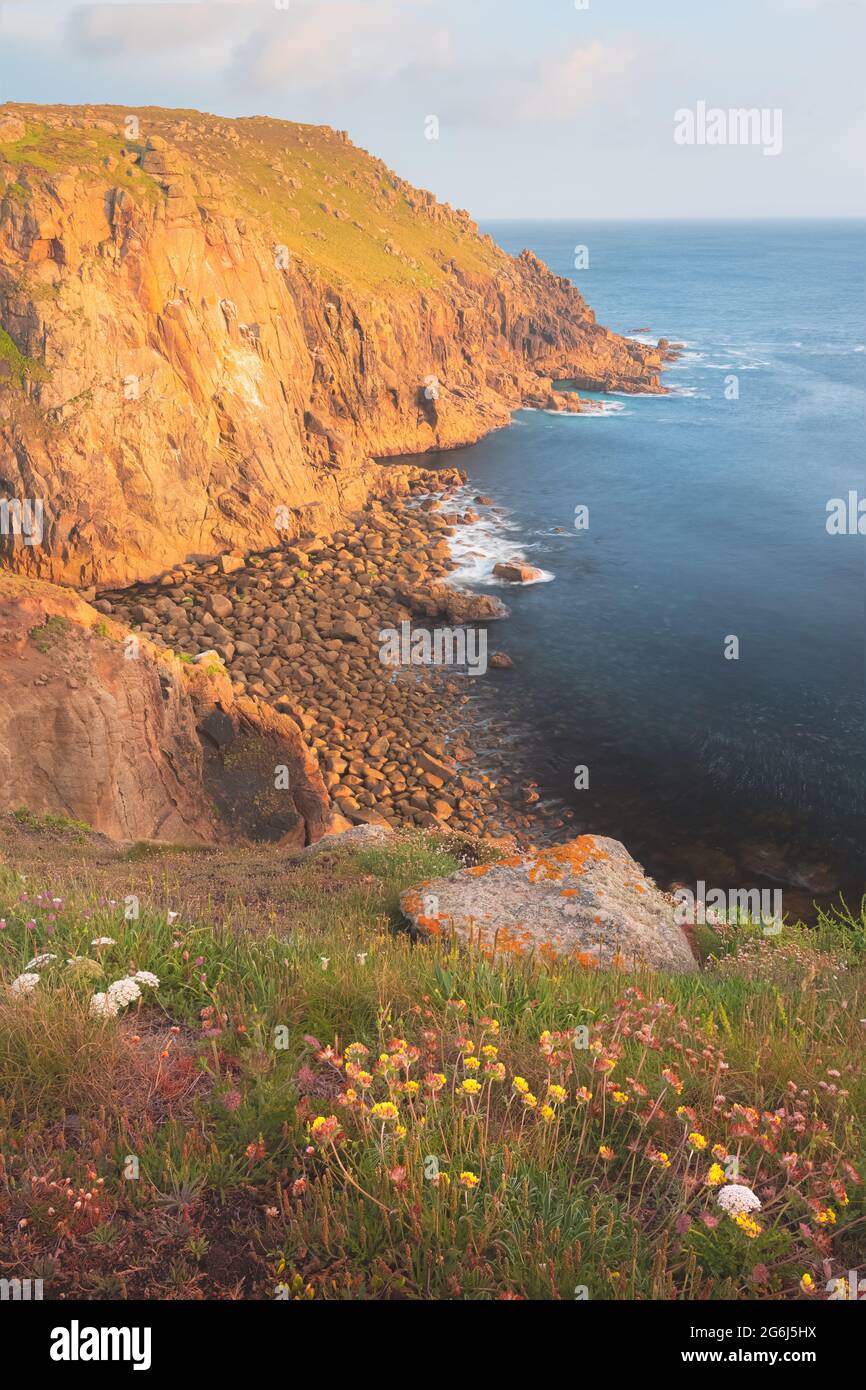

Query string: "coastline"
[96, 473, 567, 847]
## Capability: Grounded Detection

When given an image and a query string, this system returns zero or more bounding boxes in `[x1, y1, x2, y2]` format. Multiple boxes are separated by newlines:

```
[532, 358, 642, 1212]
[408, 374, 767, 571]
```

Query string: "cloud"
[516, 41, 637, 122]
[66, 2, 252, 59]
[231, 0, 452, 91]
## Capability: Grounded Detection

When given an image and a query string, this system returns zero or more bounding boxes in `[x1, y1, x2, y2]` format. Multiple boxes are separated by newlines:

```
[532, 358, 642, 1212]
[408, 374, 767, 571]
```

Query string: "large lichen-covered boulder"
[401, 835, 697, 974]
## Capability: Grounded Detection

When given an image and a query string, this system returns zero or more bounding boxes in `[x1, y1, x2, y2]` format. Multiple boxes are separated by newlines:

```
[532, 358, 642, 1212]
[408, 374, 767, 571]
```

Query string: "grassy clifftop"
[0, 104, 501, 294]
[0, 815, 863, 1300]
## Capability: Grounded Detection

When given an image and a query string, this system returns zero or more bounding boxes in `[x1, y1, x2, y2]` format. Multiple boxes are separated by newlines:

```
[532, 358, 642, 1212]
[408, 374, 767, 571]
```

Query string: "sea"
[419, 220, 866, 909]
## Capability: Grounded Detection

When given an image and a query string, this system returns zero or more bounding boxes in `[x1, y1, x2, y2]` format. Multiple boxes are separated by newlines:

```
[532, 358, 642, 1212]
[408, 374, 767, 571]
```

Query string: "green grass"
[0, 837, 863, 1300]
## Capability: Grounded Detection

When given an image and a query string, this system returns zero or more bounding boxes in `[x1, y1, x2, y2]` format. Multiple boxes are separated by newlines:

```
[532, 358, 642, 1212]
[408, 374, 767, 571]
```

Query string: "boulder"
[397, 581, 509, 623]
[493, 561, 545, 584]
[400, 835, 697, 973]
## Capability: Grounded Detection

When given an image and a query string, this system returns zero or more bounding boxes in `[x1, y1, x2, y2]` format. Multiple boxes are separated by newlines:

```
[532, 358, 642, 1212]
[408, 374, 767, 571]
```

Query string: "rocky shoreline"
[95, 468, 573, 846]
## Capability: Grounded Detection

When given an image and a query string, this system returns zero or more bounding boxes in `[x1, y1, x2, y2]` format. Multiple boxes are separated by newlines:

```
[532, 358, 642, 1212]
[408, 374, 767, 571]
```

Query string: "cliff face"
[0, 104, 663, 587]
[0, 571, 342, 846]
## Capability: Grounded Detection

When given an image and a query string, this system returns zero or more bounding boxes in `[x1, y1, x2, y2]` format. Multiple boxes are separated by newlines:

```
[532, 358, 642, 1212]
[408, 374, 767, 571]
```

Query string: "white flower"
[25, 953, 58, 971]
[133, 970, 160, 988]
[717, 1184, 762, 1217]
[167, 911, 179, 924]
[107, 977, 142, 1008]
[91, 936, 116, 947]
[320, 956, 330, 971]
[89, 991, 120, 1018]
[10, 972, 40, 995]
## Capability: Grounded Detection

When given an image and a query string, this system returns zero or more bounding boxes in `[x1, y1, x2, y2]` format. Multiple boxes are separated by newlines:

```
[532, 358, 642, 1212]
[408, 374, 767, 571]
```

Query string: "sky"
[1, 0, 864, 219]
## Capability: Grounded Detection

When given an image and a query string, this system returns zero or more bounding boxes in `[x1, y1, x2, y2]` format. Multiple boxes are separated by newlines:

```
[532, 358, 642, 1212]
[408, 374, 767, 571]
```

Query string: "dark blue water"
[426, 221, 866, 902]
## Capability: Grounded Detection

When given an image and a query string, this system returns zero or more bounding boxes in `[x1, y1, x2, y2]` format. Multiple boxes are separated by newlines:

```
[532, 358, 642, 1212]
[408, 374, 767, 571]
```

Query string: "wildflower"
[547, 1084, 567, 1103]
[370, 1101, 399, 1122]
[356, 953, 367, 965]
[717, 1185, 761, 1217]
[611, 1091, 630, 1105]
[355, 1070, 374, 1089]
[512, 1076, 530, 1094]
[221, 1089, 242, 1112]
[711, 1143, 729, 1161]
[425, 1072, 446, 1092]
[814, 1207, 837, 1226]
[575, 1087, 593, 1104]
[464, 1056, 481, 1072]
[662, 1068, 683, 1093]
[107, 977, 142, 1008]
[706, 1164, 726, 1187]
[345, 1043, 370, 1059]
[733, 1212, 763, 1239]
[481, 1045, 498, 1058]
[459, 1171, 480, 1189]
[799, 1274, 815, 1295]
[539, 1105, 555, 1121]
[91, 937, 116, 947]
[89, 991, 120, 1018]
[649, 1150, 671, 1169]
[291, 1178, 306, 1197]
[688, 1132, 708, 1151]
[133, 970, 160, 988]
[598, 1145, 615, 1161]
[9, 972, 40, 995]
[461, 1079, 482, 1095]
[521, 1092, 538, 1108]
[24, 953, 57, 971]
[167, 911, 179, 924]
[320, 957, 330, 971]
[309, 1115, 340, 1143]
[485, 1062, 506, 1082]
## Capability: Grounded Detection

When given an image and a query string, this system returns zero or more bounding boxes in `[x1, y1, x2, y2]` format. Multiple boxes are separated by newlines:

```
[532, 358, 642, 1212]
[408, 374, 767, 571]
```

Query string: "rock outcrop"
[401, 836, 698, 973]
[0, 571, 342, 846]
[0, 104, 664, 588]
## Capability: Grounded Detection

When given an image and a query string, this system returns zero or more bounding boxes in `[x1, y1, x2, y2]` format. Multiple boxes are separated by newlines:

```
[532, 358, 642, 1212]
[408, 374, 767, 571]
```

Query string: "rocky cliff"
[0, 570, 342, 846]
[0, 104, 664, 588]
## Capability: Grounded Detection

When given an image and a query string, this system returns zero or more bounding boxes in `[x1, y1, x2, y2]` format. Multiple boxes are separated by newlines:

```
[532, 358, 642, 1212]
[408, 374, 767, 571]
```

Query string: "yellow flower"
[733, 1212, 763, 1239]
[426, 1072, 446, 1091]
[539, 1105, 555, 1121]
[403, 1080, 419, 1095]
[711, 1143, 728, 1161]
[611, 1091, 630, 1105]
[688, 1132, 708, 1150]
[575, 1087, 593, 1104]
[815, 1207, 837, 1225]
[461, 1078, 482, 1094]
[598, 1145, 615, 1161]
[481, 1044, 498, 1058]
[370, 1101, 399, 1122]
[459, 1171, 480, 1189]
[464, 1056, 481, 1071]
[650, 1151, 671, 1169]
[512, 1076, 529, 1094]
[547, 1084, 567, 1103]
[521, 1092, 538, 1108]
[799, 1274, 815, 1295]
[395, 1124, 407, 1138]
[706, 1163, 726, 1187]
